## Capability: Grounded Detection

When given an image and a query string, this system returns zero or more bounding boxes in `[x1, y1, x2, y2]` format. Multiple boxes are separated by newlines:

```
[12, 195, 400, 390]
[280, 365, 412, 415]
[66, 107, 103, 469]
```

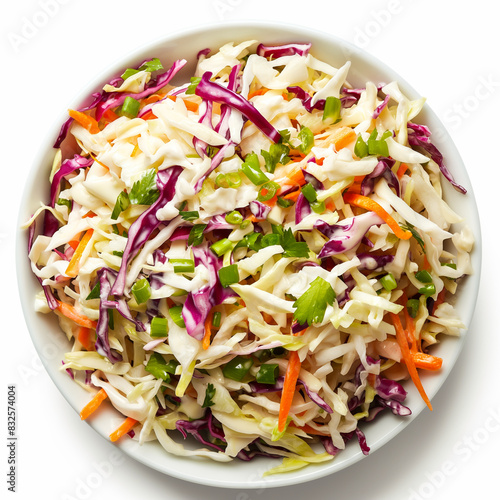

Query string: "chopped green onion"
[202, 383, 216, 408]
[111, 191, 131, 220]
[256, 363, 279, 384]
[419, 283, 436, 297]
[222, 356, 253, 381]
[170, 259, 195, 274]
[86, 282, 101, 300]
[188, 224, 207, 247]
[301, 183, 317, 203]
[311, 200, 326, 214]
[298, 126, 314, 154]
[186, 76, 201, 95]
[122, 58, 163, 80]
[131, 278, 151, 304]
[225, 211, 243, 225]
[169, 305, 185, 328]
[367, 129, 390, 157]
[442, 262, 457, 270]
[218, 264, 239, 287]
[108, 309, 114, 330]
[112, 251, 124, 257]
[277, 196, 294, 208]
[226, 172, 242, 188]
[380, 272, 397, 291]
[354, 135, 369, 158]
[415, 270, 433, 283]
[179, 210, 199, 221]
[215, 173, 230, 188]
[212, 311, 222, 328]
[145, 352, 171, 382]
[406, 299, 420, 318]
[323, 96, 342, 122]
[240, 153, 269, 185]
[56, 198, 71, 209]
[150, 316, 169, 338]
[210, 238, 233, 257]
[257, 181, 279, 202]
[120, 96, 141, 118]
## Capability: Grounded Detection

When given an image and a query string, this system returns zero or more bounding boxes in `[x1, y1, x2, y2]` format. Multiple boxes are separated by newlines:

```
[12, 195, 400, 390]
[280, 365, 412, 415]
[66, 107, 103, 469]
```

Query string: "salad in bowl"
[22, 33, 475, 480]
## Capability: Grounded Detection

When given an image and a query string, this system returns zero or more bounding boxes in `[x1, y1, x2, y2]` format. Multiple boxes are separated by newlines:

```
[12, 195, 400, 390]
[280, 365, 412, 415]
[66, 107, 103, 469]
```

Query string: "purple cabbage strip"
[50, 154, 94, 207]
[182, 243, 236, 340]
[372, 94, 390, 119]
[407, 122, 466, 194]
[287, 85, 358, 113]
[27, 220, 59, 310]
[360, 157, 399, 197]
[315, 212, 383, 259]
[205, 213, 235, 232]
[94, 268, 123, 363]
[195, 71, 281, 143]
[249, 200, 271, 220]
[175, 415, 225, 452]
[214, 64, 241, 140]
[295, 192, 311, 224]
[302, 168, 324, 191]
[111, 166, 182, 296]
[357, 252, 395, 271]
[256, 42, 312, 58]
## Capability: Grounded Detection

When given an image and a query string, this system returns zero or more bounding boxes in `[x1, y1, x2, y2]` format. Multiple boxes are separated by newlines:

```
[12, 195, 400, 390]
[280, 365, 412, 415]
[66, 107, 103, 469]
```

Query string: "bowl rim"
[16, 19, 482, 489]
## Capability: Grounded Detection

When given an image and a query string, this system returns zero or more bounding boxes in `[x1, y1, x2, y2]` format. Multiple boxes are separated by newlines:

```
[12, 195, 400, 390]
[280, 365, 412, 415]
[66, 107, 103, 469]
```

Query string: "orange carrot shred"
[397, 163, 409, 179]
[278, 350, 302, 432]
[56, 300, 98, 329]
[202, 309, 214, 350]
[412, 352, 443, 371]
[390, 313, 432, 410]
[68, 109, 100, 134]
[77, 326, 94, 351]
[66, 229, 94, 278]
[109, 417, 138, 442]
[80, 389, 108, 420]
[343, 192, 412, 240]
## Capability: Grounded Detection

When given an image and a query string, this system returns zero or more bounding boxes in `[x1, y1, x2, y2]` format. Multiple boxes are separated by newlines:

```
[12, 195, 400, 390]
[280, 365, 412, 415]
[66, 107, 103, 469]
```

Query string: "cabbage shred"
[26, 40, 474, 474]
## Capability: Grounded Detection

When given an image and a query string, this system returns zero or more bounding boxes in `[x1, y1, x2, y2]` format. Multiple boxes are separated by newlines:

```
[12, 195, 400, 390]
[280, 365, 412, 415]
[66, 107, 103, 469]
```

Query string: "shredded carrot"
[278, 350, 302, 432]
[412, 352, 443, 371]
[56, 300, 98, 329]
[397, 163, 409, 179]
[343, 192, 412, 240]
[422, 255, 432, 271]
[331, 127, 356, 151]
[277, 164, 306, 188]
[166, 95, 199, 112]
[248, 87, 269, 100]
[65, 229, 94, 278]
[80, 388, 108, 420]
[282, 189, 301, 202]
[390, 313, 432, 410]
[278, 329, 307, 432]
[68, 109, 100, 134]
[315, 157, 325, 166]
[141, 110, 157, 121]
[101, 108, 119, 123]
[202, 309, 214, 350]
[288, 148, 306, 159]
[109, 417, 138, 442]
[142, 93, 166, 105]
[67, 234, 82, 251]
[77, 326, 94, 351]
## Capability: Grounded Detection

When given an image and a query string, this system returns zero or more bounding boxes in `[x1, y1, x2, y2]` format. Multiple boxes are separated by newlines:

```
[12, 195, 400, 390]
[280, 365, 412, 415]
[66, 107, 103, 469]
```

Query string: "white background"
[1, 1, 498, 499]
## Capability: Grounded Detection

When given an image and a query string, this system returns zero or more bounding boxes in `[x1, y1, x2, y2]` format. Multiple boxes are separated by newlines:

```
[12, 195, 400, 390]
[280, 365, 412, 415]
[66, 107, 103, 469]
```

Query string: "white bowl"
[16, 20, 482, 489]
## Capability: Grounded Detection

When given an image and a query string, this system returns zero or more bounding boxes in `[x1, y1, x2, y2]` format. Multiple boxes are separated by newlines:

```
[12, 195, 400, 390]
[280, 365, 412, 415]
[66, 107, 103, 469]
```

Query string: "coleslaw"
[24, 39, 474, 475]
